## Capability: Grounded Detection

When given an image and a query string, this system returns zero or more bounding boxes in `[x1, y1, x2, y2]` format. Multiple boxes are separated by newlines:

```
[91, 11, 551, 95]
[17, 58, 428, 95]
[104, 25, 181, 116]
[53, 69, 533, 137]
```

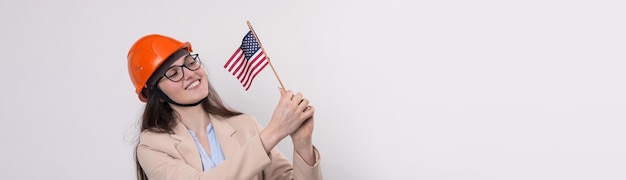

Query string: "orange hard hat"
[127, 34, 192, 102]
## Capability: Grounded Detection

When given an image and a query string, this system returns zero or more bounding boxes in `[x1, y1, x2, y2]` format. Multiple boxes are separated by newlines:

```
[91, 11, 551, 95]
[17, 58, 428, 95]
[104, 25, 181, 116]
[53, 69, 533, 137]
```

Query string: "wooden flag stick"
[246, 20, 286, 90]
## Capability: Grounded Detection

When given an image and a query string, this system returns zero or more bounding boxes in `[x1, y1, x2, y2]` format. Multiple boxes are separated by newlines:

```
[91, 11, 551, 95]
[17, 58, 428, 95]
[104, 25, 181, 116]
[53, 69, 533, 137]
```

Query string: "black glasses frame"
[162, 54, 202, 82]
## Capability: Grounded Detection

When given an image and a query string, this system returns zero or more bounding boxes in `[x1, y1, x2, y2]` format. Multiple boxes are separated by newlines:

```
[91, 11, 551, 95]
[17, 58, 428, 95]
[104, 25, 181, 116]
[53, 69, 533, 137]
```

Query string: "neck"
[171, 104, 210, 133]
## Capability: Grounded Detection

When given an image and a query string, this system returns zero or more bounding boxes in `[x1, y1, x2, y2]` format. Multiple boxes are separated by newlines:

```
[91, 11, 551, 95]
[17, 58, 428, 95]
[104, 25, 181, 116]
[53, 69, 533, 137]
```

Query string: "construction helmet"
[127, 34, 193, 102]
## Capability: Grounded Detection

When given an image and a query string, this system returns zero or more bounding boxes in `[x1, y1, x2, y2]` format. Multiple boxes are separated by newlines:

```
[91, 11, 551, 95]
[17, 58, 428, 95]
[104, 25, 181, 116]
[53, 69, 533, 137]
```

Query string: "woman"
[127, 34, 322, 180]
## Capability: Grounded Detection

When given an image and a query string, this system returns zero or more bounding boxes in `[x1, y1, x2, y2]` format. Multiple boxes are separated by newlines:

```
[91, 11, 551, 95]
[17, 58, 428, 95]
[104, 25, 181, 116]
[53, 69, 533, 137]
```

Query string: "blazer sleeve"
[261, 144, 323, 180]
[249, 119, 323, 180]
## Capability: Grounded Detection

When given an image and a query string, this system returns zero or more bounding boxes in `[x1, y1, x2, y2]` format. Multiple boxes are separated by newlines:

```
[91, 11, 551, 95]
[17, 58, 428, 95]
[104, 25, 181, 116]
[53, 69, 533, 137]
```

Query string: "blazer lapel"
[170, 121, 203, 171]
[210, 115, 240, 159]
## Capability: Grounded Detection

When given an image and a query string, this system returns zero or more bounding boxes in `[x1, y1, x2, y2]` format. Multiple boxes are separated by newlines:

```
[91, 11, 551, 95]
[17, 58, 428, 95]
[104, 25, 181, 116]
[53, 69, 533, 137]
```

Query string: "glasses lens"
[164, 67, 183, 82]
[186, 54, 201, 70]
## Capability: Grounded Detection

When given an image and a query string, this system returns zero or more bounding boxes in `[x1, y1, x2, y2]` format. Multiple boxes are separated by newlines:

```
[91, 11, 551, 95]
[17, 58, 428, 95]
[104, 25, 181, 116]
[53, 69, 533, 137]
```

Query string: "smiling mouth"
[185, 80, 201, 90]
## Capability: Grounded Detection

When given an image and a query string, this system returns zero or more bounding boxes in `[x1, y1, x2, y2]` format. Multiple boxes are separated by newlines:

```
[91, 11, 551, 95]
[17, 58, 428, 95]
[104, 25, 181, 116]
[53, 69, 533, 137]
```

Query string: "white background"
[1, 0, 624, 179]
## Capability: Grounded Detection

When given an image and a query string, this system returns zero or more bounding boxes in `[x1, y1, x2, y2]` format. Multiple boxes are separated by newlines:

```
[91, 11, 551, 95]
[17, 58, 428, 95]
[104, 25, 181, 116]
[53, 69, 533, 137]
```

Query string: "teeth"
[186, 80, 200, 89]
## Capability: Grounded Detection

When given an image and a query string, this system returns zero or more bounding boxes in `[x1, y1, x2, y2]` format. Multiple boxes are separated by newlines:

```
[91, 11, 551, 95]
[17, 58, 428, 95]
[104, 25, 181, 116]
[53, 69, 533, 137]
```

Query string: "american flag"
[224, 31, 269, 90]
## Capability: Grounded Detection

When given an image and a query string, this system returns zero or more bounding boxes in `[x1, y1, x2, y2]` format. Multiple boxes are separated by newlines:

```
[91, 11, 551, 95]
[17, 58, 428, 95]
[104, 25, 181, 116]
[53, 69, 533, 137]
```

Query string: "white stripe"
[225, 51, 243, 71]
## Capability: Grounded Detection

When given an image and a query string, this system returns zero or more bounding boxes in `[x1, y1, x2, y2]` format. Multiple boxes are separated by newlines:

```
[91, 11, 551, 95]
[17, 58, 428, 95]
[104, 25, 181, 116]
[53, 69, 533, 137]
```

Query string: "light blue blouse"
[188, 123, 225, 171]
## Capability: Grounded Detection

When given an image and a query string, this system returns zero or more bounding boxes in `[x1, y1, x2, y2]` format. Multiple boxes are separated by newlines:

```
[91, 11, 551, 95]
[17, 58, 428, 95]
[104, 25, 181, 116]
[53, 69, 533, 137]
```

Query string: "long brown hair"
[134, 76, 242, 180]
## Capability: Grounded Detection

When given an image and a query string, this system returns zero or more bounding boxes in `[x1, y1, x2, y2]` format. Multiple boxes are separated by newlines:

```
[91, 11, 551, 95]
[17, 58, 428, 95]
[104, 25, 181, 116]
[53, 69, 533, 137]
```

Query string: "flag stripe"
[227, 52, 244, 74]
[244, 58, 269, 90]
[243, 53, 266, 87]
[241, 51, 264, 86]
[225, 48, 242, 69]
[239, 59, 250, 82]
[235, 57, 246, 77]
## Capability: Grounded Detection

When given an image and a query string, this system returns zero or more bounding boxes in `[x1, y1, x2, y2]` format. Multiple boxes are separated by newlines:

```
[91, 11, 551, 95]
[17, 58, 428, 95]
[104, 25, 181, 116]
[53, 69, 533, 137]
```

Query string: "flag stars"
[241, 31, 261, 59]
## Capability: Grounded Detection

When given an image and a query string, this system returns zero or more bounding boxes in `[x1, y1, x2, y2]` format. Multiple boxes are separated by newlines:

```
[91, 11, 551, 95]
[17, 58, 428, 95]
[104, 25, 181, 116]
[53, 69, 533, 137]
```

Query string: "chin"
[193, 91, 210, 100]
[179, 97, 206, 104]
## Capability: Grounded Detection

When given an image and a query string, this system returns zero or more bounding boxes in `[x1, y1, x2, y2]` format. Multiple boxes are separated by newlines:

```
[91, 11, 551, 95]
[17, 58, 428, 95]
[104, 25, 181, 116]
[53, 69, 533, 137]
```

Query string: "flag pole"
[246, 20, 286, 90]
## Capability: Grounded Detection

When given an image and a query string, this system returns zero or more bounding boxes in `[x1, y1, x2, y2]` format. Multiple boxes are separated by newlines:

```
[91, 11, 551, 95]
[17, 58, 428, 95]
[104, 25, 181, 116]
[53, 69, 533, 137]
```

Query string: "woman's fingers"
[281, 89, 294, 102]
[291, 92, 303, 102]
[289, 92, 312, 114]
[277, 89, 313, 123]
[300, 105, 315, 119]
[297, 98, 310, 112]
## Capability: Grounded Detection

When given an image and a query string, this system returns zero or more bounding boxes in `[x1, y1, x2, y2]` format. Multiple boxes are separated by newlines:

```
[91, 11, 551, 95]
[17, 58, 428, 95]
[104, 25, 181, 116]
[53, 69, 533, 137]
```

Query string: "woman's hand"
[291, 106, 314, 141]
[291, 108, 316, 165]
[260, 88, 314, 153]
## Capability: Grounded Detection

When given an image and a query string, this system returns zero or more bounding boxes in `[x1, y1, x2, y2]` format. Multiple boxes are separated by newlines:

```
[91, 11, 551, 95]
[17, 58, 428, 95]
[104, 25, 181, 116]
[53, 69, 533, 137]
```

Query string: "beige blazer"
[137, 114, 322, 180]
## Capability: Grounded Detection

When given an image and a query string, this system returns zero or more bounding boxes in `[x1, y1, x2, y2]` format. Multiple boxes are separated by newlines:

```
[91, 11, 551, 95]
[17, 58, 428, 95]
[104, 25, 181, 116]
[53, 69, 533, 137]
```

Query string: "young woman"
[127, 34, 322, 180]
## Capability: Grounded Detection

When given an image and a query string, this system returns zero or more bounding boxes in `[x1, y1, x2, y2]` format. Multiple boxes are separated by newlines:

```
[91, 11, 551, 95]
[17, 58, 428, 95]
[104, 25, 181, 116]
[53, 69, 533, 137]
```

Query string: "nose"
[182, 66, 198, 81]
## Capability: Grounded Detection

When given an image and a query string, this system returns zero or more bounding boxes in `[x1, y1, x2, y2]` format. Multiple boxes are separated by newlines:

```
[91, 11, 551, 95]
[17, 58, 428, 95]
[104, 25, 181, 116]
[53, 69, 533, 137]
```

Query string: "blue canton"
[241, 31, 261, 60]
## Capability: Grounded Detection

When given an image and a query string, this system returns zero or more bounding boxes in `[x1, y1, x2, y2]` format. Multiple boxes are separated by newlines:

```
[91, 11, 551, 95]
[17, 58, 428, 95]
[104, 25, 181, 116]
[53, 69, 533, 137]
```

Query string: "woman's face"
[157, 53, 209, 105]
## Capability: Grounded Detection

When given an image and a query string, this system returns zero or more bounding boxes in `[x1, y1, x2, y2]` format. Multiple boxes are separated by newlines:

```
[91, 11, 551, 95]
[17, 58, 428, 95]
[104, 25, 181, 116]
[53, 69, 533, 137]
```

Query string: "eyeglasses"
[162, 54, 202, 82]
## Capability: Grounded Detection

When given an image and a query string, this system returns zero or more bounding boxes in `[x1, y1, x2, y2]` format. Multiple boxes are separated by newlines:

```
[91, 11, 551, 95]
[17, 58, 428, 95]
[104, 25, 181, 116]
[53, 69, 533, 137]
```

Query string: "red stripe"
[224, 48, 242, 68]
[245, 58, 269, 90]
[228, 52, 243, 73]
[250, 58, 268, 79]
[240, 58, 252, 82]
[242, 52, 267, 88]
[229, 55, 244, 74]
[241, 59, 252, 84]
[245, 57, 265, 86]
[235, 58, 248, 79]
[242, 52, 264, 87]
